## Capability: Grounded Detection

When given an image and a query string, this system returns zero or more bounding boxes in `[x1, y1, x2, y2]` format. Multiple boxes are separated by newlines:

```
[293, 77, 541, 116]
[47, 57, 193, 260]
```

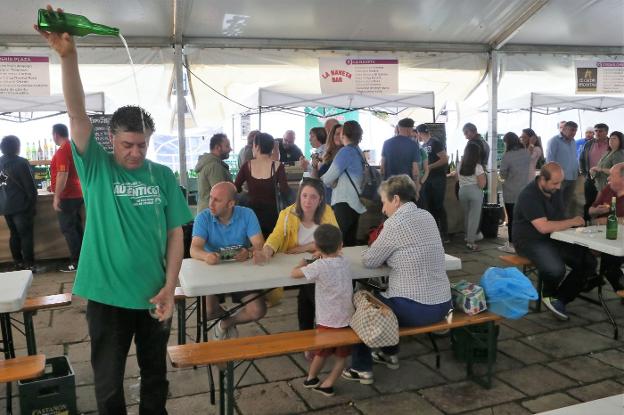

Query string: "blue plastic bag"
[479, 267, 538, 319]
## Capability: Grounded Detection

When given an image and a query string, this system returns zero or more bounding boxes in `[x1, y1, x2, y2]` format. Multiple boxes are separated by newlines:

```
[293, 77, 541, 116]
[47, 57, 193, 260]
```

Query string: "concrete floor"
[2, 229, 623, 414]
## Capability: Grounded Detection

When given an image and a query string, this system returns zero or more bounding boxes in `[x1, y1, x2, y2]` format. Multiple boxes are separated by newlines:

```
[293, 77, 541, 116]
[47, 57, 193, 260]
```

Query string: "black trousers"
[87, 300, 171, 415]
[57, 198, 84, 263]
[297, 284, 315, 330]
[4, 211, 34, 265]
[423, 175, 448, 237]
[516, 239, 596, 303]
[583, 177, 598, 222]
[332, 202, 360, 247]
[600, 254, 624, 292]
[504, 203, 514, 243]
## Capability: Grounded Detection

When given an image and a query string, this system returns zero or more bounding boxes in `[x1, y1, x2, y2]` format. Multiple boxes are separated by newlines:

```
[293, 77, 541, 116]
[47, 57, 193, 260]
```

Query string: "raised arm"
[35, 6, 91, 154]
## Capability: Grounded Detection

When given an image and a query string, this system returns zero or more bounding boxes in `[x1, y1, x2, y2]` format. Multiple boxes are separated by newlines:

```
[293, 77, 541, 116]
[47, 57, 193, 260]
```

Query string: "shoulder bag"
[350, 290, 399, 348]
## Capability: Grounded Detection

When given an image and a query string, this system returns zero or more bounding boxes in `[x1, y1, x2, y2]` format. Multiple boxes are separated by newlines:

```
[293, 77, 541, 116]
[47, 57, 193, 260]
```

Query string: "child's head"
[313, 224, 343, 255]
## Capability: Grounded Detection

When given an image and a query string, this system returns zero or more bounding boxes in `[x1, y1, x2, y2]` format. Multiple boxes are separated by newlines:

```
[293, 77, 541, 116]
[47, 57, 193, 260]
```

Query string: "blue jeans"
[351, 294, 452, 372]
[515, 239, 595, 303]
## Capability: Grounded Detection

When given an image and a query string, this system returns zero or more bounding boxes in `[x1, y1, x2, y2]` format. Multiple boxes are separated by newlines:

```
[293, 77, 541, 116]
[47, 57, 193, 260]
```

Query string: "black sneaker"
[542, 296, 569, 321]
[313, 386, 335, 397]
[371, 351, 399, 369]
[59, 264, 77, 273]
[303, 377, 320, 388]
[341, 368, 374, 385]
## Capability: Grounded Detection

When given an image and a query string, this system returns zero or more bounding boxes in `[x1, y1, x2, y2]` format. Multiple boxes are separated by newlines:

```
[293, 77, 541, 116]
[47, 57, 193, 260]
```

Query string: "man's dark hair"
[254, 132, 275, 155]
[0, 135, 20, 156]
[415, 124, 429, 134]
[462, 122, 478, 133]
[109, 105, 155, 135]
[52, 123, 68, 138]
[397, 118, 415, 129]
[310, 127, 327, 145]
[209, 133, 228, 150]
[313, 224, 343, 255]
[342, 120, 363, 145]
[564, 121, 578, 129]
[594, 123, 609, 132]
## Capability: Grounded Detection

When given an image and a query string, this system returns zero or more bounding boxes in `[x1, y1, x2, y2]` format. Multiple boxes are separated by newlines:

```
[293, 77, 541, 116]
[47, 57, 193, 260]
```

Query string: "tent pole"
[529, 93, 533, 128]
[487, 50, 499, 204]
[174, 43, 188, 190]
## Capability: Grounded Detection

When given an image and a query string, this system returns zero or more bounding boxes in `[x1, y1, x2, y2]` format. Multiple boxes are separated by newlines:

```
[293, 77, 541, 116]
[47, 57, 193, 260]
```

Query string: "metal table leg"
[176, 297, 186, 345]
[1, 313, 15, 414]
[23, 311, 37, 355]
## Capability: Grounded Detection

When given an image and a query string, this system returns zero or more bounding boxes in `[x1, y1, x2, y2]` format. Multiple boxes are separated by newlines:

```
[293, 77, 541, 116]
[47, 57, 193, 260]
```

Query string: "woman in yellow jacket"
[262, 177, 338, 333]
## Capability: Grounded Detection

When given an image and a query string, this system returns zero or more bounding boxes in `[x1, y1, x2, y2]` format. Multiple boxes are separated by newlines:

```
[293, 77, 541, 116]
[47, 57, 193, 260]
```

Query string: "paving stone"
[302, 404, 361, 414]
[66, 341, 92, 363]
[500, 317, 549, 336]
[497, 324, 523, 341]
[520, 327, 620, 358]
[590, 349, 624, 370]
[355, 391, 443, 414]
[258, 314, 300, 334]
[567, 379, 624, 402]
[521, 392, 580, 413]
[291, 375, 377, 410]
[547, 355, 623, 383]
[253, 356, 305, 382]
[372, 359, 446, 394]
[464, 402, 532, 415]
[567, 303, 616, 323]
[236, 381, 307, 415]
[166, 393, 218, 414]
[264, 296, 298, 318]
[524, 310, 590, 330]
[496, 364, 576, 396]
[498, 339, 550, 364]
[167, 367, 213, 398]
[583, 321, 624, 339]
[417, 350, 468, 382]
[75, 384, 98, 414]
[420, 379, 525, 414]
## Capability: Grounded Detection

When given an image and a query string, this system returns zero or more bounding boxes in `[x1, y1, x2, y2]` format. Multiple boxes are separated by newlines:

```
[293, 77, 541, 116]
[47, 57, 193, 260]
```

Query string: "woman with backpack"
[0, 135, 37, 270]
[321, 120, 366, 246]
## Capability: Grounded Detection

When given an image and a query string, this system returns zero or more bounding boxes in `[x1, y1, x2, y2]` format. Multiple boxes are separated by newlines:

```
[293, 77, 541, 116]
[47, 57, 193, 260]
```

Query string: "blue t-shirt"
[192, 205, 261, 253]
[381, 135, 421, 179]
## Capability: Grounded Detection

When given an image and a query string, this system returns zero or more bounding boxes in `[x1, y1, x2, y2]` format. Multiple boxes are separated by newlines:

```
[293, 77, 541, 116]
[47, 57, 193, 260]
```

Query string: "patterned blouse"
[362, 202, 451, 305]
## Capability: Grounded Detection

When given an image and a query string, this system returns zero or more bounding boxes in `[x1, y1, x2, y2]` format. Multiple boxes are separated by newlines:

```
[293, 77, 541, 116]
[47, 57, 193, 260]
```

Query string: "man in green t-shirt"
[37, 12, 193, 415]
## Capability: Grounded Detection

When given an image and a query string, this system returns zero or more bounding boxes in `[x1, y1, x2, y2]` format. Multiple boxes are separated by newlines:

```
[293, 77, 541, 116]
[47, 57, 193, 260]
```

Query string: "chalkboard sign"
[89, 114, 113, 153]
[425, 123, 447, 147]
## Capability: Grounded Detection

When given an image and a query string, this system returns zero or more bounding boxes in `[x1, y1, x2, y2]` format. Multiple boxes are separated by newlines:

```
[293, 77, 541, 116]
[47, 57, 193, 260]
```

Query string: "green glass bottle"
[606, 196, 618, 240]
[37, 9, 119, 37]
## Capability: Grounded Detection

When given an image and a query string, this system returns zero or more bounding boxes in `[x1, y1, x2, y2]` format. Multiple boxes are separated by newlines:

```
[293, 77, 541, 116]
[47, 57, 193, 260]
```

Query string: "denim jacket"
[321, 145, 366, 214]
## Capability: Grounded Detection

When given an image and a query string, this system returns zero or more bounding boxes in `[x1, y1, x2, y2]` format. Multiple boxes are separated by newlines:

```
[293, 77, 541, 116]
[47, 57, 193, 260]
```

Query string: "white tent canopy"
[252, 87, 435, 116]
[496, 93, 624, 114]
[0, 92, 106, 121]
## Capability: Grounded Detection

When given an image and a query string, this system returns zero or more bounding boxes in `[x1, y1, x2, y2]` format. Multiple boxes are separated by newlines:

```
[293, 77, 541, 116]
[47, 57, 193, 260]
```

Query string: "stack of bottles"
[24, 140, 55, 161]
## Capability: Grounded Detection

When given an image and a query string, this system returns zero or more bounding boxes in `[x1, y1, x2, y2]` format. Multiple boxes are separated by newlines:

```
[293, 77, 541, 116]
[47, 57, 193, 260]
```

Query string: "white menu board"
[0, 55, 50, 96]
[319, 57, 398, 95]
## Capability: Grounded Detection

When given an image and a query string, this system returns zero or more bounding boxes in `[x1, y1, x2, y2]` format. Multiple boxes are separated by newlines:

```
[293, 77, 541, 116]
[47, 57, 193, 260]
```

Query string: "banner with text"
[319, 57, 398, 95]
[0, 55, 50, 96]
[575, 60, 624, 94]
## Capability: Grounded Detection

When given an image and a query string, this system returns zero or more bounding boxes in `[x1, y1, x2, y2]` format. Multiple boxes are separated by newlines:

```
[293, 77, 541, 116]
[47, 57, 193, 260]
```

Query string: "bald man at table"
[190, 182, 267, 341]
[589, 162, 624, 298]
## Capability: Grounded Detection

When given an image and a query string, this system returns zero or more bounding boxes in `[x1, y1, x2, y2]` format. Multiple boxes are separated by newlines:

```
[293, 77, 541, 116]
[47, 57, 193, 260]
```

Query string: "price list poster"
[0, 55, 50, 96]
[319, 57, 398, 95]
[576, 60, 624, 94]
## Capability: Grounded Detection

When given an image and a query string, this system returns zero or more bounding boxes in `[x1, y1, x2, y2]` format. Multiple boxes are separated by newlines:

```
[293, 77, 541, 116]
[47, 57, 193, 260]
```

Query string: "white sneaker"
[211, 321, 239, 341]
[497, 242, 516, 253]
[475, 232, 484, 242]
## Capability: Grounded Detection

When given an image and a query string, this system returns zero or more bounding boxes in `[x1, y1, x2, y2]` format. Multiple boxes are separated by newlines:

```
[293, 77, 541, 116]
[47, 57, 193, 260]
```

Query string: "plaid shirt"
[362, 202, 451, 305]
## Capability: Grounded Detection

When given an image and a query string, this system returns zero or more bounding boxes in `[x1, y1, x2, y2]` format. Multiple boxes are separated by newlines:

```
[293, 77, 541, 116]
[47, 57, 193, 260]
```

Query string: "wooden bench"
[1, 354, 46, 415]
[0, 354, 46, 384]
[20, 293, 72, 355]
[168, 311, 502, 415]
[499, 255, 542, 311]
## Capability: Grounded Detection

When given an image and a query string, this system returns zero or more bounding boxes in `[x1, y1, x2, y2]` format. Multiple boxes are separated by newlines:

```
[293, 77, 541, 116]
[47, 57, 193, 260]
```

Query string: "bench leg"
[218, 363, 235, 415]
[176, 298, 186, 345]
[1, 313, 14, 415]
[23, 311, 37, 355]
[427, 333, 441, 369]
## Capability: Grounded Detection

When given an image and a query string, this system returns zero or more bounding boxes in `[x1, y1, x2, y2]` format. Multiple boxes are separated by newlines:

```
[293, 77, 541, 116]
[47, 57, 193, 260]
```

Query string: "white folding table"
[0, 270, 33, 415]
[551, 225, 623, 339]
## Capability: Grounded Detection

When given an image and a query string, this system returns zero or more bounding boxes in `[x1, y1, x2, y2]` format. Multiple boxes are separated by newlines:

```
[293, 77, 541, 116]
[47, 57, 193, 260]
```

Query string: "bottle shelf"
[29, 160, 51, 166]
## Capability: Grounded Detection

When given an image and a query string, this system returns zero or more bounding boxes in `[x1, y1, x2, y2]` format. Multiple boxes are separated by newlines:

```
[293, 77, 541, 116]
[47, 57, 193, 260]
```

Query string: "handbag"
[344, 147, 382, 208]
[350, 290, 399, 348]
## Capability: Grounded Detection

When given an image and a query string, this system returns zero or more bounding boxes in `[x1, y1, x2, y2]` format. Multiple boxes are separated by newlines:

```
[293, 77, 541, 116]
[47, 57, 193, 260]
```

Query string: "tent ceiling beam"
[1, 35, 622, 56]
[489, 0, 550, 50]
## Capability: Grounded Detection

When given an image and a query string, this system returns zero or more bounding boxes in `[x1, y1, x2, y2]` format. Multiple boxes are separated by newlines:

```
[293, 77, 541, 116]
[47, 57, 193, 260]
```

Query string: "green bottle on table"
[606, 196, 618, 240]
[37, 9, 119, 37]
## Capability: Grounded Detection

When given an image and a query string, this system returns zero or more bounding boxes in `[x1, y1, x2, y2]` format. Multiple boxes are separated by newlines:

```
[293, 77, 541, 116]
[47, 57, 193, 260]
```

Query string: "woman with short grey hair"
[342, 174, 452, 385]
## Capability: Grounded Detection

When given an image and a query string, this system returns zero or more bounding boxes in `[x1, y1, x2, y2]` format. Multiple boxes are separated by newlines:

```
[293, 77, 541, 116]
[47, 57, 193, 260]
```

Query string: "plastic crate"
[18, 356, 77, 415]
[451, 323, 499, 363]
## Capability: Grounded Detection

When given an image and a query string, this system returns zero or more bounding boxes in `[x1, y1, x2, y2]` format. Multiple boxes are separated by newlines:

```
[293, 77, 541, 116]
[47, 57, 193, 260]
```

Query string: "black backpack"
[345, 149, 382, 207]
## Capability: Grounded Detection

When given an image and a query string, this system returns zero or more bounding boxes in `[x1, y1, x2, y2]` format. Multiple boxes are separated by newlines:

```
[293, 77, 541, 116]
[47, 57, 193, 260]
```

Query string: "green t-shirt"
[71, 132, 193, 309]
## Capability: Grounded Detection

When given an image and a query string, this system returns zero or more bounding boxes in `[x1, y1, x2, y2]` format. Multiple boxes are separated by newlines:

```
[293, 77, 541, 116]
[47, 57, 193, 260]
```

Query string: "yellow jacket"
[265, 203, 338, 253]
